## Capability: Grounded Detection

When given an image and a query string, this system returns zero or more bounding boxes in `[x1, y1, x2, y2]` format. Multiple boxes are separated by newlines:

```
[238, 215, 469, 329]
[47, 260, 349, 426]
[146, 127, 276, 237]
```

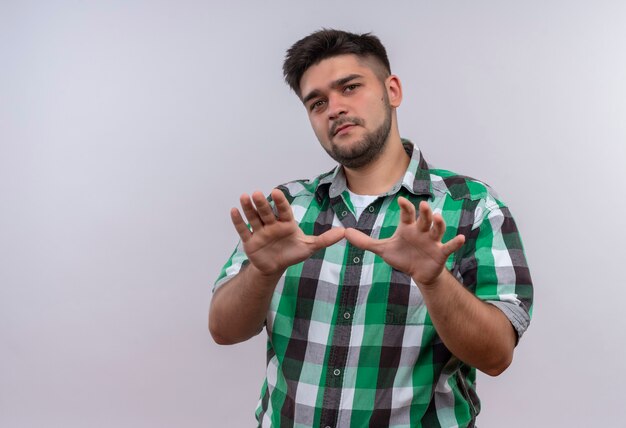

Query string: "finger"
[429, 214, 446, 242]
[230, 207, 252, 242]
[313, 227, 345, 250]
[398, 197, 416, 225]
[345, 228, 384, 255]
[442, 234, 466, 257]
[240, 193, 263, 231]
[252, 191, 277, 225]
[271, 189, 294, 222]
[416, 201, 433, 232]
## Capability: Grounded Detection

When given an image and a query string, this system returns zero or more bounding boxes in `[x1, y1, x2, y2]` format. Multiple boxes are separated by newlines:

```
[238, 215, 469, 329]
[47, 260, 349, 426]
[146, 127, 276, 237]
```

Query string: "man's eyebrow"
[302, 89, 322, 106]
[301, 74, 364, 105]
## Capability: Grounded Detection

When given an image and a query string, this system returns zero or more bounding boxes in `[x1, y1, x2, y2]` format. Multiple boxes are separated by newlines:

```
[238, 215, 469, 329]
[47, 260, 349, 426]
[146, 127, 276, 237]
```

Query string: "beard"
[323, 96, 393, 169]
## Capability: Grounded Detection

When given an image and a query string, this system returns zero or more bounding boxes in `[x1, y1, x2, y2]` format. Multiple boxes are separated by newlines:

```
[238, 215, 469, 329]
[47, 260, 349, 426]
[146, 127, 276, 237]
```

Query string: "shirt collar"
[316, 139, 433, 200]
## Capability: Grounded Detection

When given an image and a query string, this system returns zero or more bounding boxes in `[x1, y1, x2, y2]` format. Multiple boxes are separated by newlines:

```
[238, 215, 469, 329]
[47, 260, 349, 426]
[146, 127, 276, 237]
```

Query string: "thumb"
[345, 228, 382, 254]
[442, 234, 465, 257]
[313, 227, 345, 250]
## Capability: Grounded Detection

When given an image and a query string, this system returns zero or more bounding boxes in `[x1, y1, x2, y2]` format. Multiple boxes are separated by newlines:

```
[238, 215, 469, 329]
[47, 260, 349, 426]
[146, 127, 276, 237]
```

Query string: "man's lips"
[333, 123, 356, 136]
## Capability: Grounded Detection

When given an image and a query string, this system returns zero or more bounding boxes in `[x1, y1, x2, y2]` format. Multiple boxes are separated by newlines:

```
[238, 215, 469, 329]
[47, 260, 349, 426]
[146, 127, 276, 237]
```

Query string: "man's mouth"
[332, 122, 357, 137]
[329, 117, 364, 138]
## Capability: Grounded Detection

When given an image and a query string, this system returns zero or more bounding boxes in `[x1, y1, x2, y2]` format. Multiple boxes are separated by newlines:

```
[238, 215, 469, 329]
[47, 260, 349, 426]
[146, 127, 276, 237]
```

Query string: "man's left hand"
[345, 198, 465, 288]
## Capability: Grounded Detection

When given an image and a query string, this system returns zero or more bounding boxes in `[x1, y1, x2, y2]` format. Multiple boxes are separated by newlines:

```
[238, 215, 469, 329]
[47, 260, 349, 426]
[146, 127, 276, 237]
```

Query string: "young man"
[210, 29, 533, 428]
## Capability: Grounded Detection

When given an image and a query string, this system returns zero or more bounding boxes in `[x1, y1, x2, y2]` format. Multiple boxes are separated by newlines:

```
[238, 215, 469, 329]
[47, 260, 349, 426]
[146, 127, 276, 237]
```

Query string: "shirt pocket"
[384, 272, 430, 326]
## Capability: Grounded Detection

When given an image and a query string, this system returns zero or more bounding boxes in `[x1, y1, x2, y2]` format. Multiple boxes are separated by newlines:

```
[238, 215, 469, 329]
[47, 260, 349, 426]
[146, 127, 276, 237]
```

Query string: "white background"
[2, 1, 625, 426]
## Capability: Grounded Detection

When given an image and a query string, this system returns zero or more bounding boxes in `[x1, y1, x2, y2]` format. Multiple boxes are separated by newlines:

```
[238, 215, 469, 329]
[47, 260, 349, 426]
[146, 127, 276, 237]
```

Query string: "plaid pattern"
[215, 142, 533, 428]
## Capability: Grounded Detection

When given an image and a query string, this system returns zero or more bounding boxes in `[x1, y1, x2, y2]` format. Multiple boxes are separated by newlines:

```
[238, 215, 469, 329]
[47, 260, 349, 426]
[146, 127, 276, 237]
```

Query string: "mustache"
[329, 117, 365, 138]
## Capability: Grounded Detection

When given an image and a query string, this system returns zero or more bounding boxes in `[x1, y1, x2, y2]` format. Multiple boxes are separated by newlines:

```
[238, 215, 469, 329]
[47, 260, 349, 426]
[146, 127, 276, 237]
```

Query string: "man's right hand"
[231, 188, 345, 278]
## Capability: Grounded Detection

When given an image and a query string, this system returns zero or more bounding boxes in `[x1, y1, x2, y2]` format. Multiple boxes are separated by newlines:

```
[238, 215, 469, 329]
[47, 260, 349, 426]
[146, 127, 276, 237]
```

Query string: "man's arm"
[210, 263, 282, 345]
[209, 189, 345, 345]
[345, 198, 516, 376]
[414, 269, 516, 376]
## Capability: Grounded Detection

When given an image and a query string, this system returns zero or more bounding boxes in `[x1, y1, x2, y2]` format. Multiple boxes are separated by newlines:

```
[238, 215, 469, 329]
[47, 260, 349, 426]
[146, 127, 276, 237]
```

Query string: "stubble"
[324, 94, 392, 169]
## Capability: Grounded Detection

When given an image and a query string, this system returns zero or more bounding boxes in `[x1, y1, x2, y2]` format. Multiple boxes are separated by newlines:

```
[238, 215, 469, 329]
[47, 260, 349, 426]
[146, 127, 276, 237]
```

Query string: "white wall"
[2, 1, 625, 426]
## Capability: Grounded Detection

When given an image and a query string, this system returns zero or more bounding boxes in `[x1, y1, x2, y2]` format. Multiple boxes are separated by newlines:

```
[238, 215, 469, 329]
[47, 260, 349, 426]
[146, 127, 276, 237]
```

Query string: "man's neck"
[344, 135, 409, 195]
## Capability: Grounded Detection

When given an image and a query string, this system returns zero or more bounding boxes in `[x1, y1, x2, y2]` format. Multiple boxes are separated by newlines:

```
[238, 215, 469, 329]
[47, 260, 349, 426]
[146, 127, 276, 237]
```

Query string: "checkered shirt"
[214, 142, 533, 428]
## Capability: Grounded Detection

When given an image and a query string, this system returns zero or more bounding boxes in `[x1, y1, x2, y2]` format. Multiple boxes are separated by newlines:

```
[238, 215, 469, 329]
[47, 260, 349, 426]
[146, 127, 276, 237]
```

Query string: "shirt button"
[333, 368, 341, 376]
[343, 312, 351, 320]
[353, 256, 360, 264]
[368, 206, 375, 213]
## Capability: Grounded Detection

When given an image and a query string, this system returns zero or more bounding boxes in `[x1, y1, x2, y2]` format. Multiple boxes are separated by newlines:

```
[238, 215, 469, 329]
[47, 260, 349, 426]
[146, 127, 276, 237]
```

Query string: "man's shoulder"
[274, 168, 336, 203]
[428, 167, 501, 204]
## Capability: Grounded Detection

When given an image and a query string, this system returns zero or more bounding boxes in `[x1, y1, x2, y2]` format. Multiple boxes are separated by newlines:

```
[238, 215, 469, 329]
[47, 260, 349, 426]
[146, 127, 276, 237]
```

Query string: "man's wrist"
[414, 268, 450, 292]
[245, 263, 284, 292]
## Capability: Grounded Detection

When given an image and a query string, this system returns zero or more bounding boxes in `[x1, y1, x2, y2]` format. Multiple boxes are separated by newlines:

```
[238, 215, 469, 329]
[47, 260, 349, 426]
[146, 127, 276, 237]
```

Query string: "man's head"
[283, 29, 391, 97]
[283, 29, 402, 170]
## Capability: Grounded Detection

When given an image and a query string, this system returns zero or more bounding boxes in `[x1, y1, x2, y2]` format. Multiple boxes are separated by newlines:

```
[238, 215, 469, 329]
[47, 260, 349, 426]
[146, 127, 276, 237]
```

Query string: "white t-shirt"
[347, 190, 379, 221]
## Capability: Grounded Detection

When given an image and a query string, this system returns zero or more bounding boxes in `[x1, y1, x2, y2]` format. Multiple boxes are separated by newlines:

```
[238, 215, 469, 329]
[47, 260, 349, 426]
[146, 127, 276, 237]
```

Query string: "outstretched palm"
[345, 198, 465, 287]
[231, 189, 345, 276]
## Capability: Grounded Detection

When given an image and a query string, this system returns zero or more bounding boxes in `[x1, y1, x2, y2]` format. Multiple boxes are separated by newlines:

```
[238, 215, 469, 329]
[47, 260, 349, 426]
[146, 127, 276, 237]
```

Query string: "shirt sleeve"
[456, 195, 534, 340]
[213, 240, 249, 292]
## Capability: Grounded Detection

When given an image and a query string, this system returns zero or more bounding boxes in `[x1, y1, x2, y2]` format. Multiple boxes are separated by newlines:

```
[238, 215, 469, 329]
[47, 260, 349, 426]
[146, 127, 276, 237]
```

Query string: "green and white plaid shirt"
[214, 142, 533, 428]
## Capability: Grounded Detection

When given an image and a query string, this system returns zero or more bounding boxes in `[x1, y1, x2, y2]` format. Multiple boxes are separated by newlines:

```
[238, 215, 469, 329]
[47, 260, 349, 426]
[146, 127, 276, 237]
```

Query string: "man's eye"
[344, 84, 359, 92]
[310, 100, 326, 111]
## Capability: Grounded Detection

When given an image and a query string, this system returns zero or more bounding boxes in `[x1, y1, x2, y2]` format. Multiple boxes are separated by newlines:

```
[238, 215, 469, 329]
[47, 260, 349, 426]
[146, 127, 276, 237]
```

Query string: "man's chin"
[330, 141, 366, 159]
[328, 147, 372, 169]
[330, 134, 364, 151]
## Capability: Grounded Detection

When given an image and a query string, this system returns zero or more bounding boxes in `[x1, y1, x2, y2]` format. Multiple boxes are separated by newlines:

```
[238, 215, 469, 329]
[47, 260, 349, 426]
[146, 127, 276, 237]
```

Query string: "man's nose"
[327, 93, 348, 120]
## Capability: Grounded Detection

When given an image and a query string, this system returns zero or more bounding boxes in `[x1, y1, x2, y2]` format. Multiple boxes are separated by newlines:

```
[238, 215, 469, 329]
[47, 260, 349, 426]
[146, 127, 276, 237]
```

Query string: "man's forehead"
[299, 54, 379, 95]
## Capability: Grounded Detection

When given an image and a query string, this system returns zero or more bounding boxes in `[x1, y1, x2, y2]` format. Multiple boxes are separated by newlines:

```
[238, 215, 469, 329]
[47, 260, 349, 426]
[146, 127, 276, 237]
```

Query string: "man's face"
[299, 55, 394, 169]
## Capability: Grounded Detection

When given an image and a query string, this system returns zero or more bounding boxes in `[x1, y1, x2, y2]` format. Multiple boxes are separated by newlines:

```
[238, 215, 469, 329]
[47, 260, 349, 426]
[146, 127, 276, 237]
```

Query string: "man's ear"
[386, 75, 403, 108]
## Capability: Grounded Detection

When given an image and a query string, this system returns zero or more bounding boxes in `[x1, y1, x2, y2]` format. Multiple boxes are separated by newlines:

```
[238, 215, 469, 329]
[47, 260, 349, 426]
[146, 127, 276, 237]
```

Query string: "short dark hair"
[283, 29, 391, 96]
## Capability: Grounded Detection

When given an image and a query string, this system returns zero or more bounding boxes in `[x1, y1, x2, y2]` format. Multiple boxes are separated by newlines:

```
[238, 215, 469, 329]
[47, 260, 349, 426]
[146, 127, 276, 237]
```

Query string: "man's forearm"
[418, 269, 517, 376]
[209, 264, 282, 345]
